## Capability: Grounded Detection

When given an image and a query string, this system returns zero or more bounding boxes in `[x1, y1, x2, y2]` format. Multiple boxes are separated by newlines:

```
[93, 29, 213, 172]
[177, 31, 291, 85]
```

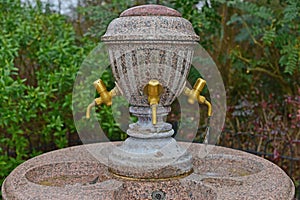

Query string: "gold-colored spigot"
[86, 79, 119, 119]
[144, 80, 164, 125]
[184, 78, 212, 117]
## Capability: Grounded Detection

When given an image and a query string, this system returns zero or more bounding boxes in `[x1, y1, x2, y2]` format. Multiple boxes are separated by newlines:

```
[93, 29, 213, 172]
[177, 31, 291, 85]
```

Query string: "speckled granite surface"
[2, 142, 295, 200]
[120, 4, 182, 17]
[102, 5, 198, 107]
[100, 4, 196, 180]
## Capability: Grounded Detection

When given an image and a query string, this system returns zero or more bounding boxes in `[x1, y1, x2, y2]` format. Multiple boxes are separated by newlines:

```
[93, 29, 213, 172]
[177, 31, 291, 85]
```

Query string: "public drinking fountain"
[2, 4, 295, 200]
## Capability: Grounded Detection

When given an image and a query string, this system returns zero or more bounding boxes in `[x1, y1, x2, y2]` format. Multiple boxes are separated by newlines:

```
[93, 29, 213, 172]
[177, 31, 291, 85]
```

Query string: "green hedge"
[0, 0, 95, 188]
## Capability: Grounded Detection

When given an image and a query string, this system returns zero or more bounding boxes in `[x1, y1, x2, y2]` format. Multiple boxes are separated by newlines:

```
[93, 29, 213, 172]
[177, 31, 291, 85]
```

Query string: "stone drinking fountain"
[2, 4, 295, 200]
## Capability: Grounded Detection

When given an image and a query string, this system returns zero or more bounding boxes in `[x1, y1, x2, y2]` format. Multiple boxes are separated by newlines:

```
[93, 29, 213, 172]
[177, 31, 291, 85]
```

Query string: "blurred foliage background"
[0, 0, 299, 198]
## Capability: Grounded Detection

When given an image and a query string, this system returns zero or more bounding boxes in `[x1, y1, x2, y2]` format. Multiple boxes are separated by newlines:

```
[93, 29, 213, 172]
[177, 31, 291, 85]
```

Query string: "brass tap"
[86, 79, 119, 119]
[144, 80, 164, 125]
[184, 78, 212, 117]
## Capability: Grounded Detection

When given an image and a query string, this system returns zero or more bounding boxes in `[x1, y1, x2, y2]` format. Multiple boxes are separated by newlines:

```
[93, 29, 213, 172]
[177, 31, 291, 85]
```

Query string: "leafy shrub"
[226, 0, 300, 96]
[0, 0, 95, 189]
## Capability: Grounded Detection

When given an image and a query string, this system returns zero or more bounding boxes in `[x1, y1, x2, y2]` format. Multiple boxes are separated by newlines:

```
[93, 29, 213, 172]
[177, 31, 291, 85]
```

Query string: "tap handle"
[184, 78, 212, 117]
[86, 79, 119, 119]
[193, 78, 206, 93]
[144, 80, 164, 125]
[93, 79, 107, 94]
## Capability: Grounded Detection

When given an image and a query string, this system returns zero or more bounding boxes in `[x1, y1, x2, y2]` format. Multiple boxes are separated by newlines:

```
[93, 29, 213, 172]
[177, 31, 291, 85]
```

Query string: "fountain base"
[107, 106, 193, 179]
[2, 142, 295, 200]
[108, 137, 193, 179]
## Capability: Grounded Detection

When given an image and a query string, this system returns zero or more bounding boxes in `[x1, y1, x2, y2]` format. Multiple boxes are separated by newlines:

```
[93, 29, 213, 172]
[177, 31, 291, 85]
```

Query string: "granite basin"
[2, 143, 295, 200]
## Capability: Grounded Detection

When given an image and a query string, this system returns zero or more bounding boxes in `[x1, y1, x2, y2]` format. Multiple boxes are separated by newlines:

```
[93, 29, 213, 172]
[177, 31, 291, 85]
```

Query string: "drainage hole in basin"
[152, 190, 166, 200]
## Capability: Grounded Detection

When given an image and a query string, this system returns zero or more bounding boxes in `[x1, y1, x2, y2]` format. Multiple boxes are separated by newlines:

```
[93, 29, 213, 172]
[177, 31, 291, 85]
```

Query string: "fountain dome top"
[120, 4, 182, 17]
[101, 4, 199, 42]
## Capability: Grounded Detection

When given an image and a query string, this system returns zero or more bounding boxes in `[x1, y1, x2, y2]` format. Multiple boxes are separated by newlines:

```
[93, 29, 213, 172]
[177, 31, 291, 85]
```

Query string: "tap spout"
[86, 101, 96, 119]
[197, 96, 212, 117]
[151, 104, 158, 125]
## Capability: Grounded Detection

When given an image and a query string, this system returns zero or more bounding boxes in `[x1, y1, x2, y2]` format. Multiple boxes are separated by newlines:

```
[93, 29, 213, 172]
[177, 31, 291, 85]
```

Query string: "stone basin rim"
[24, 151, 266, 186]
[2, 143, 295, 200]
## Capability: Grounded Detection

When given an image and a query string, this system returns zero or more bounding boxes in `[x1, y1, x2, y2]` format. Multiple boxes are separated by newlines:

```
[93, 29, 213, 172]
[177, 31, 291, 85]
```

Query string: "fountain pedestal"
[2, 142, 295, 199]
[108, 106, 193, 179]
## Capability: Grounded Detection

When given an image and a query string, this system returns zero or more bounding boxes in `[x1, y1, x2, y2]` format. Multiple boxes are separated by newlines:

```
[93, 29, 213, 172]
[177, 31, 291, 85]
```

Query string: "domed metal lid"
[102, 4, 199, 42]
